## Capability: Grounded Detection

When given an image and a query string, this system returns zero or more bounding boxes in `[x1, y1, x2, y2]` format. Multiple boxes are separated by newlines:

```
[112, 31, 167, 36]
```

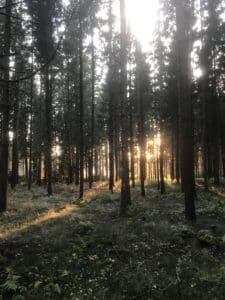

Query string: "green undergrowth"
[0, 183, 225, 299]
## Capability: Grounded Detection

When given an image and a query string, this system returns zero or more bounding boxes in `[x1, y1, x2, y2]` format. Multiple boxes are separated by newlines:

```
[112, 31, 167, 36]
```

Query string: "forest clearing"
[1, 182, 225, 299]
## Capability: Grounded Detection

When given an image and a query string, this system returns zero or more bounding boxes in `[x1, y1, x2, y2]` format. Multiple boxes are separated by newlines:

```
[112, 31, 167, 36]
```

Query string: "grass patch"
[1, 183, 225, 299]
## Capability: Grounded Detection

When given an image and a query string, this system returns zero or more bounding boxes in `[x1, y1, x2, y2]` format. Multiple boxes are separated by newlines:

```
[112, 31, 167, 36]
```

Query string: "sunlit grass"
[0, 184, 101, 240]
[1, 183, 225, 299]
[0, 204, 79, 240]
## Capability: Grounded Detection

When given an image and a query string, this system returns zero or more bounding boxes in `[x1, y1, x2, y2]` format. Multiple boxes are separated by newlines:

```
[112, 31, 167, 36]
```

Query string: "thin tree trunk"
[94, 149, 98, 179]
[136, 44, 146, 196]
[156, 145, 160, 190]
[115, 133, 119, 182]
[75, 147, 80, 186]
[175, 117, 180, 184]
[28, 70, 34, 190]
[159, 134, 165, 194]
[79, 2, 84, 199]
[212, 57, 220, 185]
[171, 133, 175, 181]
[120, 0, 131, 214]
[36, 154, 42, 186]
[45, 65, 53, 196]
[108, 0, 114, 192]
[129, 91, 135, 188]
[11, 84, 19, 189]
[89, 11, 95, 189]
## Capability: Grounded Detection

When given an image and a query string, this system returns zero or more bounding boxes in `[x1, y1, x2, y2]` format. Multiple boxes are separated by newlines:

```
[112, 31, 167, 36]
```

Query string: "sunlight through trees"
[1, 0, 225, 219]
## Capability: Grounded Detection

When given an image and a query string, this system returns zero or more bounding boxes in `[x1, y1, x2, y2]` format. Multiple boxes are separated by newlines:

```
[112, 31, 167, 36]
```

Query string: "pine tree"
[0, 0, 12, 212]
[175, 0, 196, 221]
[120, 0, 131, 214]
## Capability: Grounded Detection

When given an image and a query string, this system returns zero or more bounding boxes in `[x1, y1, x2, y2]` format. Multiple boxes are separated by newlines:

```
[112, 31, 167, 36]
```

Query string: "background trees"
[1, 0, 225, 220]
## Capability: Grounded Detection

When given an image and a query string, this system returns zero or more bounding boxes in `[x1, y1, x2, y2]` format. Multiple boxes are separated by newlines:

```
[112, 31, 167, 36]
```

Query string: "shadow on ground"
[1, 183, 225, 299]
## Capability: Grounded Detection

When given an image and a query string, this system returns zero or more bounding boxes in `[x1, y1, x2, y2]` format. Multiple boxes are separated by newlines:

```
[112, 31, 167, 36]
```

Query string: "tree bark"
[108, 0, 114, 193]
[11, 83, 19, 189]
[28, 68, 34, 190]
[135, 44, 146, 196]
[159, 135, 165, 194]
[89, 10, 95, 189]
[171, 133, 175, 181]
[0, 0, 12, 212]
[45, 64, 53, 196]
[79, 1, 84, 199]
[120, 0, 131, 214]
[129, 76, 135, 188]
[175, 0, 196, 221]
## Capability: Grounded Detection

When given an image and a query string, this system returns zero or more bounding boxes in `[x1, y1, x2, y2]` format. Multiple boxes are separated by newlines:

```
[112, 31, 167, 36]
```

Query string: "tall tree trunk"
[135, 44, 146, 196]
[75, 146, 80, 186]
[89, 11, 95, 189]
[105, 142, 109, 179]
[108, 0, 114, 193]
[120, 0, 131, 214]
[129, 80, 135, 188]
[0, 0, 12, 212]
[159, 133, 165, 194]
[68, 147, 73, 184]
[36, 84, 43, 186]
[11, 84, 19, 189]
[171, 133, 175, 181]
[176, 0, 196, 221]
[221, 124, 225, 178]
[212, 56, 220, 185]
[94, 149, 98, 179]
[156, 144, 160, 189]
[115, 132, 119, 182]
[175, 116, 180, 184]
[45, 65, 53, 196]
[36, 153, 42, 186]
[200, 51, 209, 190]
[157, 21, 166, 195]
[65, 75, 73, 184]
[28, 71, 34, 190]
[79, 1, 84, 199]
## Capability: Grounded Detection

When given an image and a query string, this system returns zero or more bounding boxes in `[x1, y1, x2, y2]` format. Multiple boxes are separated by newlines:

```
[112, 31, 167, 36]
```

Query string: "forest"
[0, 0, 225, 299]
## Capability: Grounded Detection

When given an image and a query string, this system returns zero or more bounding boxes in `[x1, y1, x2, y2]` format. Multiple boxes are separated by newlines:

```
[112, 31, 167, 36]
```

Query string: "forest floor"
[0, 182, 225, 300]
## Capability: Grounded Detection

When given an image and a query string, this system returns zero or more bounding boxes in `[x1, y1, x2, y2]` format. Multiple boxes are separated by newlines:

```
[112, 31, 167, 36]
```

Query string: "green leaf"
[61, 270, 69, 277]
[34, 280, 42, 289]
[54, 283, 61, 294]
[47, 283, 61, 294]
[2, 280, 18, 291]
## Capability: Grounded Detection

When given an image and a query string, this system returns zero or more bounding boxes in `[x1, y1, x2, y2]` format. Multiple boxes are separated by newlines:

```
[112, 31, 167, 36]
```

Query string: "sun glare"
[62, 0, 158, 51]
[126, 0, 159, 50]
[62, 0, 70, 6]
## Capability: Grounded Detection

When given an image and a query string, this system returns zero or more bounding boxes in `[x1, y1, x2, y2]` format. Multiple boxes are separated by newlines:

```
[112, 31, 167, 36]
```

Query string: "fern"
[1, 267, 21, 292]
